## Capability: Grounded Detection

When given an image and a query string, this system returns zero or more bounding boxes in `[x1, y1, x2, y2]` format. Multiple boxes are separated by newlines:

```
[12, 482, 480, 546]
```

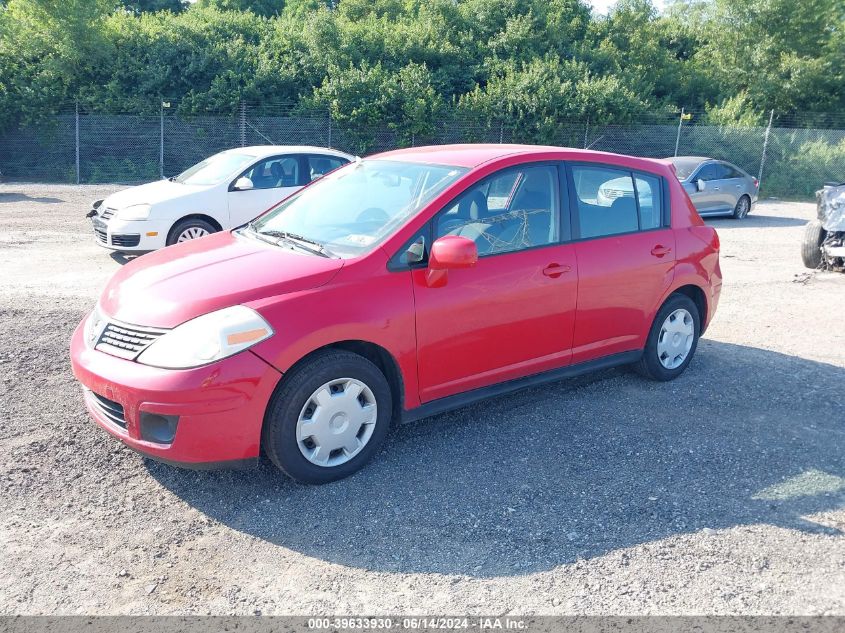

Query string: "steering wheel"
[356, 207, 389, 224]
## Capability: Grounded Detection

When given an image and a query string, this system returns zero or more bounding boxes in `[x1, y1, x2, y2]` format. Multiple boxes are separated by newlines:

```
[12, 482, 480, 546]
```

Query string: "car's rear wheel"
[801, 220, 826, 269]
[634, 294, 700, 381]
[732, 194, 751, 219]
[262, 349, 393, 484]
[166, 218, 217, 246]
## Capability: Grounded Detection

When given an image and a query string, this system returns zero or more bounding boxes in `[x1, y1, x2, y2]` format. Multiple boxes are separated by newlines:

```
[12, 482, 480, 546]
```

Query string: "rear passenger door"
[567, 164, 675, 364]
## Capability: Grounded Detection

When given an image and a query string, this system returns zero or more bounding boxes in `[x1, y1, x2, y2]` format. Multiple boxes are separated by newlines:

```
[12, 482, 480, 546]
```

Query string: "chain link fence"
[2, 102, 844, 199]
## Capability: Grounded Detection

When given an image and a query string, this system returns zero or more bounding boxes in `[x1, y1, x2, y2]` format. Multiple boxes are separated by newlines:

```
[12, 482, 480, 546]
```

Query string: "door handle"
[713, 186, 720, 191]
[542, 263, 571, 278]
[650, 245, 672, 257]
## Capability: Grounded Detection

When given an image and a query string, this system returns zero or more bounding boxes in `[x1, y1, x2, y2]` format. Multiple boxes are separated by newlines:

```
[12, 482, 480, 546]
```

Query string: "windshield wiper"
[255, 229, 336, 258]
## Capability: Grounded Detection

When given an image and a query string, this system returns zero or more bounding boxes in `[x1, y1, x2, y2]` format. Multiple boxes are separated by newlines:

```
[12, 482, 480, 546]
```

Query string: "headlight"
[115, 204, 152, 221]
[136, 306, 273, 369]
[84, 305, 107, 348]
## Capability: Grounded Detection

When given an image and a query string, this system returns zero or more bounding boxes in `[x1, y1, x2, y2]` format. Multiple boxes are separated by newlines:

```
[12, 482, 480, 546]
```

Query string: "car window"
[695, 163, 720, 182]
[308, 155, 347, 182]
[434, 165, 558, 257]
[572, 166, 639, 239]
[635, 174, 662, 231]
[242, 156, 300, 190]
[720, 163, 742, 179]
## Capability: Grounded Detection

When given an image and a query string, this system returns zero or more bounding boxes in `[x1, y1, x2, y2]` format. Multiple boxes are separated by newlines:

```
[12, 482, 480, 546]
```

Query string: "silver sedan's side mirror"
[233, 176, 254, 191]
[696, 179, 706, 192]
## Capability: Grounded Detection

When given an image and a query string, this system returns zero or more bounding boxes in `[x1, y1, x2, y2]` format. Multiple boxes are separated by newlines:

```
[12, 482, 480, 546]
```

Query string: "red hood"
[99, 231, 344, 328]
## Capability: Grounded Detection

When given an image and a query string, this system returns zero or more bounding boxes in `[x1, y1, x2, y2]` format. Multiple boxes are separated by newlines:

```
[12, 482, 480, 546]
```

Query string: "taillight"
[753, 177, 759, 189]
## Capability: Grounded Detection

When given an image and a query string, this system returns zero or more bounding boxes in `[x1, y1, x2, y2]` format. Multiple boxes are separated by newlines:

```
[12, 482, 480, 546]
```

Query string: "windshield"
[247, 159, 468, 258]
[174, 152, 256, 186]
[670, 157, 705, 181]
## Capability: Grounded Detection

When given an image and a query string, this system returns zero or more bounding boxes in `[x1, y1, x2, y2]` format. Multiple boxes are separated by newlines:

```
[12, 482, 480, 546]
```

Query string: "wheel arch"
[668, 284, 708, 333]
[167, 214, 223, 243]
[272, 339, 405, 422]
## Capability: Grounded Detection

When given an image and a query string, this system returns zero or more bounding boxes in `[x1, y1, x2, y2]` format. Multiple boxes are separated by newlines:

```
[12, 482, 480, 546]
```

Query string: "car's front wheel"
[262, 349, 393, 484]
[167, 218, 218, 246]
[801, 220, 826, 269]
[634, 294, 701, 381]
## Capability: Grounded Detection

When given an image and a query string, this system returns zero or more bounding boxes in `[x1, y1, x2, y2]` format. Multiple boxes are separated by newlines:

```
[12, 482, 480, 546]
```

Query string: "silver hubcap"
[177, 226, 209, 242]
[657, 308, 694, 370]
[737, 197, 749, 217]
[296, 378, 378, 468]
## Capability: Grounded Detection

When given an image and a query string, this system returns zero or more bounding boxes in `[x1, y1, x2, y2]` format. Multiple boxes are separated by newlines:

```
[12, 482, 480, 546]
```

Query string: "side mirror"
[696, 179, 706, 192]
[426, 236, 478, 288]
[233, 176, 254, 191]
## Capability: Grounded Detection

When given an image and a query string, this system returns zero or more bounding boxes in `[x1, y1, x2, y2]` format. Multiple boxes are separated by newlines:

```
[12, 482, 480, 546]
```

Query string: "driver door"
[687, 163, 721, 214]
[227, 155, 303, 226]
[411, 163, 579, 403]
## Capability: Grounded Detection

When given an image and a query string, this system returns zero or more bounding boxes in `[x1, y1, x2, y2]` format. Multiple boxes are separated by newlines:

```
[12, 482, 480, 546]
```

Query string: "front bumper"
[91, 215, 170, 252]
[70, 320, 282, 466]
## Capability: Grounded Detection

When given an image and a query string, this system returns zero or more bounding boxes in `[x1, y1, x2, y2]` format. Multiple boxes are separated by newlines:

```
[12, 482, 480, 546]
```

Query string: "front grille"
[111, 234, 140, 247]
[94, 226, 107, 243]
[95, 321, 168, 360]
[87, 390, 126, 429]
[100, 207, 115, 220]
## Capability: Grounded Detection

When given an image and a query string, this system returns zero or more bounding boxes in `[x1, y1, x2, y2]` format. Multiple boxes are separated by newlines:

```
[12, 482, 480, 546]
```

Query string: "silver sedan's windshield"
[248, 159, 467, 258]
[670, 157, 704, 181]
[174, 152, 255, 186]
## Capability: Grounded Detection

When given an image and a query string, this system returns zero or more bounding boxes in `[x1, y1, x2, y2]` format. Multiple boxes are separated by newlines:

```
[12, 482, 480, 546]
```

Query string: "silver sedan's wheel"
[657, 308, 695, 369]
[296, 377, 378, 468]
[734, 195, 750, 219]
[176, 226, 210, 242]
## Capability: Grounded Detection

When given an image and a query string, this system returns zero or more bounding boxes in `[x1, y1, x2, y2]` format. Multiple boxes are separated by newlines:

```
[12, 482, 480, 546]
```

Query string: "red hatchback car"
[71, 145, 721, 483]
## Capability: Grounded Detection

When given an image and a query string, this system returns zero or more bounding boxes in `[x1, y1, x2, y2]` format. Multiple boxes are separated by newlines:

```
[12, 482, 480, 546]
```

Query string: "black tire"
[262, 349, 393, 484]
[801, 220, 826, 269]
[634, 294, 701, 381]
[732, 194, 751, 219]
[166, 218, 218, 246]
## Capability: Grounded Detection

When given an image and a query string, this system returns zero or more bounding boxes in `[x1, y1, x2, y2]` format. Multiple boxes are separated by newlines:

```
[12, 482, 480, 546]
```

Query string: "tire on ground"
[801, 220, 826, 269]
[634, 293, 701, 382]
[261, 349, 393, 484]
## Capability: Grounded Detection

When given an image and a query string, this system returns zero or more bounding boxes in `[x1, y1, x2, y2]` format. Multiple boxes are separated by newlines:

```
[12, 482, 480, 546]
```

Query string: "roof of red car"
[371, 143, 663, 170]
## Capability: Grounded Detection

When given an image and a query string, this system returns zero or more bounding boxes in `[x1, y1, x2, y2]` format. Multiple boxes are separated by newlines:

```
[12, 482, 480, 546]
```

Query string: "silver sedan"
[669, 156, 759, 219]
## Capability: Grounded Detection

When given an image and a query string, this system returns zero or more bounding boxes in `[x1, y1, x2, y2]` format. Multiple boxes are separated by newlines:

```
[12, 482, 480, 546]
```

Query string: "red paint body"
[70, 145, 722, 466]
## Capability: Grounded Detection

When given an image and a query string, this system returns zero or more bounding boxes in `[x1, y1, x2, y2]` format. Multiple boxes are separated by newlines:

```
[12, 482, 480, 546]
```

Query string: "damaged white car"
[802, 182, 845, 271]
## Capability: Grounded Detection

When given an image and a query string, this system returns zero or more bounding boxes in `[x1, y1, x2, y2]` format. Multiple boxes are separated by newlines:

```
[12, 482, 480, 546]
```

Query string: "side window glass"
[242, 156, 299, 190]
[572, 166, 639, 238]
[434, 165, 558, 256]
[722, 164, 740, 179]
[696, 164, 718, 182]
[635, 174, 662, 230]
[308, 156, 345, 182]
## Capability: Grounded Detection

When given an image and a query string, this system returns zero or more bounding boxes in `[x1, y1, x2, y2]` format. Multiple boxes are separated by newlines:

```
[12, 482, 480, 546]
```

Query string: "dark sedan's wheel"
[634, 294, 700, 381]
[262, 350, 393, 484]
[801, 220, 826, 269]
[166, 218, 217, 246]
[732, 195, 751, 219]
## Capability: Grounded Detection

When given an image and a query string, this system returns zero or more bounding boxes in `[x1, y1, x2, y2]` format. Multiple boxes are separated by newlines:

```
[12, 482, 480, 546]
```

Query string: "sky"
[586, 0, 667, 15]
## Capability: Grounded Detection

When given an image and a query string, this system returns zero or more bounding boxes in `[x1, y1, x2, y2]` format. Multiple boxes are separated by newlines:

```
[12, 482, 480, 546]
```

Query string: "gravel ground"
[0, 183, 844, 616]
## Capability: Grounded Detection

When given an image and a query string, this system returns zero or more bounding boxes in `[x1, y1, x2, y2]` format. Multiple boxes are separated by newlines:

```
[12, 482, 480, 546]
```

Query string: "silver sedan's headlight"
[136, 306, 273, 369]
[115, 204, 152, 221]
